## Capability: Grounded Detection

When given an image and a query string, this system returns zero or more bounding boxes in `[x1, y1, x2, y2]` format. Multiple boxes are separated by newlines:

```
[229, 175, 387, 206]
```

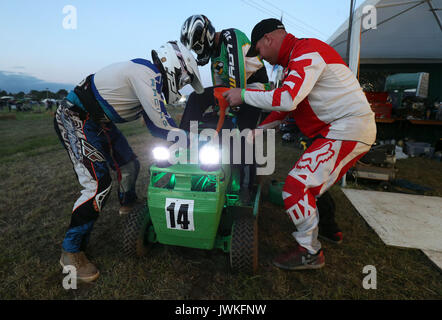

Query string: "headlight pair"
[152, 145, 220, 169]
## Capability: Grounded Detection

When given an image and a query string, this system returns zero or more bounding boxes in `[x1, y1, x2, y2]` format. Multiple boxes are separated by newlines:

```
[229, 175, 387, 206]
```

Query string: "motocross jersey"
[244, 33, 376, 146]
[210, 29, 269, 90]
[67, 59, 178, 139]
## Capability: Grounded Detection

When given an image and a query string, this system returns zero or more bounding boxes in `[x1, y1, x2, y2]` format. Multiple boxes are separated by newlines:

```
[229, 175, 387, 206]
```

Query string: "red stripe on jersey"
[307, 39, 346, 66]
[287, 59, 311, 74]
[272, 88, 282, 106]
[259, 110, 292, 127]
[292, 99, 330, 138]
[287, 38, 346, 67]
[287, 77, 304, 100]
[271, 59, 312, 107]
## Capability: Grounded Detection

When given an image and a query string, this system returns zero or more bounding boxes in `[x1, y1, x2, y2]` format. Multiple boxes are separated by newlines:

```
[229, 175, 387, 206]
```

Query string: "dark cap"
[246, 18, 285, 57]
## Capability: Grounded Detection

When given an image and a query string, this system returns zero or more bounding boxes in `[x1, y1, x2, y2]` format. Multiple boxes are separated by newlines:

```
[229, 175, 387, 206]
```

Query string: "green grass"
[0, 110, 441, 300]
[0, 111, 148, 164]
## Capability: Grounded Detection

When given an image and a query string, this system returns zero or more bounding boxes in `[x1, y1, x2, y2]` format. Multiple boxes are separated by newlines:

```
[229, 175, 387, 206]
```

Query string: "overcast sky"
[0, 0, 357, 93]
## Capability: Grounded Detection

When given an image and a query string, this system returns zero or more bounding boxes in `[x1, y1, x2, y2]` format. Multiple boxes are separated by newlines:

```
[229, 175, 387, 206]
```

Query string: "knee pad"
[94, 173, 112, 212]
[119, 158, 140, 193]
[118, 159, 140, 205]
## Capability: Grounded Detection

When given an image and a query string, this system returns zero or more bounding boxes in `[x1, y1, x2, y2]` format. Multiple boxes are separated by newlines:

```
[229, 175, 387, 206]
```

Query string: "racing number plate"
[165, 198, 195, 231]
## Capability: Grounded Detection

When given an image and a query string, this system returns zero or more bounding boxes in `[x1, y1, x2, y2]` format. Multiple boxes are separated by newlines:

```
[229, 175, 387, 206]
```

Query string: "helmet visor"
[192, 41, 204, 55]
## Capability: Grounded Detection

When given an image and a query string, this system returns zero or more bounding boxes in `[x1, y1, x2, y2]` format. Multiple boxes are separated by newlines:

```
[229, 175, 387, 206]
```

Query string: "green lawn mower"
[122, 88, 261, 274]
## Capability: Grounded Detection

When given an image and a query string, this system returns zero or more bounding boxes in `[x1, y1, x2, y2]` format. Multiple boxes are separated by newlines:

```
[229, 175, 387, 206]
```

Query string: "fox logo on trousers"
[296, 142, 335, 173]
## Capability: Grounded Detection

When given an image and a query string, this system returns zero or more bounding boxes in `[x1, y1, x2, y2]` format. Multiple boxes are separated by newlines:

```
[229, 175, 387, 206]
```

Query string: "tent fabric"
[327, 0, 442, 64]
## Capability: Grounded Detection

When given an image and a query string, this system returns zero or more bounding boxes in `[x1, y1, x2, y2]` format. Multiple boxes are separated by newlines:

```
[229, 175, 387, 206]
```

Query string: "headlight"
[199, 145, 220, 165]
[152, 146, 170, 161]
[152, 146, 172, 168]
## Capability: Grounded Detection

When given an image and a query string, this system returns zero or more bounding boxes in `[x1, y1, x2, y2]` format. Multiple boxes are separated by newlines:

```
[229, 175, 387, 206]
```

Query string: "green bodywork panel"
[148, 163, 231, 250]
[146, 160, 261, 252]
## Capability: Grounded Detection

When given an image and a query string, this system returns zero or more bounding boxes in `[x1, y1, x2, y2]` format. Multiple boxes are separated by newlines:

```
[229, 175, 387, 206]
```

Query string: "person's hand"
[222, 88, 243, 107]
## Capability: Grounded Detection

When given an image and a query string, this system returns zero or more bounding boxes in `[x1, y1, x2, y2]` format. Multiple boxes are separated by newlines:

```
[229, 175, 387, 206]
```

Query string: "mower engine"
[359, 144, 396, 167]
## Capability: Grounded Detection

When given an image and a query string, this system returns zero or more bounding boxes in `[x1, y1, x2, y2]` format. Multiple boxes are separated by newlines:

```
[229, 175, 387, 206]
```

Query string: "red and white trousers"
[282, 138, 371, 254]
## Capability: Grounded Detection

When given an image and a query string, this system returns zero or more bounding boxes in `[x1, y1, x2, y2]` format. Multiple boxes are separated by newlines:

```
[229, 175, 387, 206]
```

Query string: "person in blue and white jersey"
[54, 41, 203, 282]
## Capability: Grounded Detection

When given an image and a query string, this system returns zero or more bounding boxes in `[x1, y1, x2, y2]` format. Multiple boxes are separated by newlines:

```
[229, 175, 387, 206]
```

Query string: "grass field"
[0, 110, 441, 300]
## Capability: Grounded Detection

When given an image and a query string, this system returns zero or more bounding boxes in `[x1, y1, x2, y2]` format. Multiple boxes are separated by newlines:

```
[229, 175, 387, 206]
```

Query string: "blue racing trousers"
[54, 100, 140, 252]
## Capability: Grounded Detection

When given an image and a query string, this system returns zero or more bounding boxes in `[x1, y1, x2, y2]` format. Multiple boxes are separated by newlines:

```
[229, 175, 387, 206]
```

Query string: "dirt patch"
[0, 114, 16, 120]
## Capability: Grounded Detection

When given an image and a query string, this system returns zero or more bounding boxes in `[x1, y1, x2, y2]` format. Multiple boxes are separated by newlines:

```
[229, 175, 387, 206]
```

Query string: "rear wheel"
[122, 204, 152, 257]
[230, 213, 258, 274]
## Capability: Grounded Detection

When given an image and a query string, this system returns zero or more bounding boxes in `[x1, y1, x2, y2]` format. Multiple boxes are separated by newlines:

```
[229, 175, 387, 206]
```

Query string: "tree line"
[0, 89, 69, 101]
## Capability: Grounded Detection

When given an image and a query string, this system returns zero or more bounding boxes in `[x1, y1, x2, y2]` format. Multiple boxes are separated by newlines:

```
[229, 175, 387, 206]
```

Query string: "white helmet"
[152, 41, 204, 105]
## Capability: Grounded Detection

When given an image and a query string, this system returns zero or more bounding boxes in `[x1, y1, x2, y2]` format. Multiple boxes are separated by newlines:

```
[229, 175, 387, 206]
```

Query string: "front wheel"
[122, 204, 152, 257]
[230, 214, 258, 274]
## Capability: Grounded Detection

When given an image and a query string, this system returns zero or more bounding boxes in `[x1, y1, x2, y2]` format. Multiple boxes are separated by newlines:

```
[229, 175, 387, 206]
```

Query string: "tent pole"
[342, 0, 356, 187]
[345, 0, 356, 65]
[427, 0, 442, 31]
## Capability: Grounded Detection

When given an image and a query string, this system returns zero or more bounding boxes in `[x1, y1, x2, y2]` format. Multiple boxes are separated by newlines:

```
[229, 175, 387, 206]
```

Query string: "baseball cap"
[246, 18, 285, 57]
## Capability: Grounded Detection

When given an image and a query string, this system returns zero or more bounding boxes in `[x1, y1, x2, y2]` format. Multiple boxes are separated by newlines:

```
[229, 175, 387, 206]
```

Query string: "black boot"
[317, 191, 343, 244]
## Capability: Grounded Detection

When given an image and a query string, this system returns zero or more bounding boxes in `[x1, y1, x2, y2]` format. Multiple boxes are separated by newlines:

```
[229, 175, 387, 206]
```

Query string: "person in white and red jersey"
[223, 19, 376, 271]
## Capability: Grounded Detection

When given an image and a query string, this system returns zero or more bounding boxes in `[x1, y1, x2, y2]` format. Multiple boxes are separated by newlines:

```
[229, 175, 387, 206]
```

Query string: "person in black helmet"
[180, 14, 270, 203]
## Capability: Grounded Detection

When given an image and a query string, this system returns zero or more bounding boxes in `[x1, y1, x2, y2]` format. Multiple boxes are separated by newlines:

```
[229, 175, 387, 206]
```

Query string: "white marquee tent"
[327, 0, 442, 71]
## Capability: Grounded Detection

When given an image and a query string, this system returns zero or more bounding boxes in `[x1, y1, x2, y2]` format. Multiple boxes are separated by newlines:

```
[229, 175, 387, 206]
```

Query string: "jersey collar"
[277, 33, 298, 67]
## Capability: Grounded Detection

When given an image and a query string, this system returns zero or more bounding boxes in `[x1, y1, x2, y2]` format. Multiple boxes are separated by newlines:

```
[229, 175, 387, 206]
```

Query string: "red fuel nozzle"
[213, 87, 230, 133]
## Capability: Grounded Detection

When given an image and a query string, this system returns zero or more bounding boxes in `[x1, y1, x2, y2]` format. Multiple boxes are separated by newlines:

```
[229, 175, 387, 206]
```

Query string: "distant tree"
[15, 91, 25, 99]
[0, 89, 7, 97]
[29, 90, 42, 100]
[28, 90, 55, 100]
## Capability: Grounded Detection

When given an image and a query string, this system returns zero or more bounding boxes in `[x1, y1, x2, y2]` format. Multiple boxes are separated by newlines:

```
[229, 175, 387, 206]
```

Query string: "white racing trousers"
[282, 138, 371, 254]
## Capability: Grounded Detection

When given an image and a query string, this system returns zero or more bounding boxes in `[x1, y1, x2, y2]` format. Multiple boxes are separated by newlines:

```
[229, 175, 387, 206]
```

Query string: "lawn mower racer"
[55, 41, 203, 283]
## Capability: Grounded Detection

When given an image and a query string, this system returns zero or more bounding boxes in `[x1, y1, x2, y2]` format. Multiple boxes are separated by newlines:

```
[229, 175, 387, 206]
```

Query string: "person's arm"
[128, 73, 179, 139]
[246, 110, 292, 144]
[257, 110, 291, 130]
[243, 52, 326, 112]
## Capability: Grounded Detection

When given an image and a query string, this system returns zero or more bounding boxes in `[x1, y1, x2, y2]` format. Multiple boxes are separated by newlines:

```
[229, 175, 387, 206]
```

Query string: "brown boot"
[119, 203, 136, 216]
[60, 250, 100, 282]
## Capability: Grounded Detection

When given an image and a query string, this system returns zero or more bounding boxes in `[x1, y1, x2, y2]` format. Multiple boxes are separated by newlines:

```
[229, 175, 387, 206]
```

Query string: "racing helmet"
[180, 15, 216, 66]
[152, 41, 204, 105]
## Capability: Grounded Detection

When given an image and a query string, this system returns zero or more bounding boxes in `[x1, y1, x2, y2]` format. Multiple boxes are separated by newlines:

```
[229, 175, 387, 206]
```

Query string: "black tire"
[230, 214, 258, 274]
[122, 204, 152, 257]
